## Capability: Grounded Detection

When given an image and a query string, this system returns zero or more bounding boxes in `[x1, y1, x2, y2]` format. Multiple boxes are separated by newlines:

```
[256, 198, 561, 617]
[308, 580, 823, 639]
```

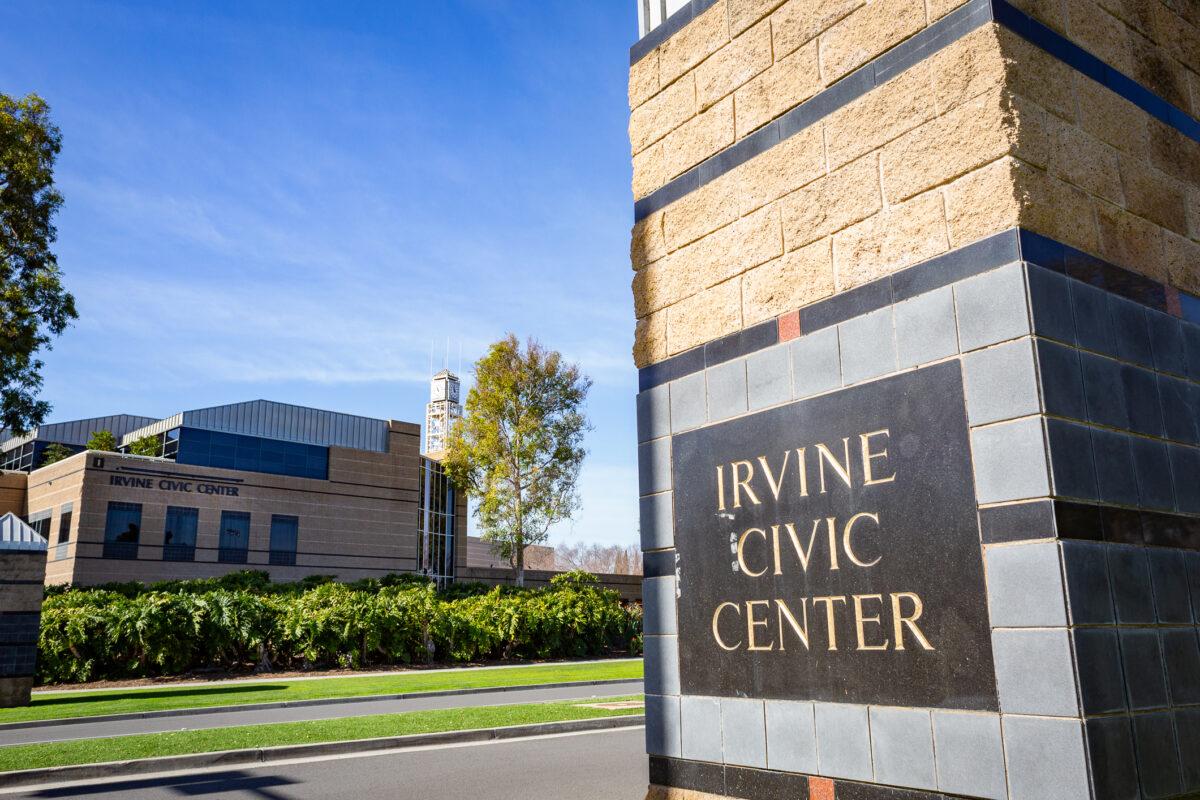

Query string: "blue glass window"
[163, 506, 198, 562]
[218, 511, 250, 564]
[175, 428, 328, 480]
[269, 515, 298, 566]
[103, 502, 142, 560]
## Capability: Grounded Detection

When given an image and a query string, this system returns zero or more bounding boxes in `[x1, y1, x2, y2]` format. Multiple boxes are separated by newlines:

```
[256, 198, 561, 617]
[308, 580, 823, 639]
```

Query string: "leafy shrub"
[35, 572, 641, 684]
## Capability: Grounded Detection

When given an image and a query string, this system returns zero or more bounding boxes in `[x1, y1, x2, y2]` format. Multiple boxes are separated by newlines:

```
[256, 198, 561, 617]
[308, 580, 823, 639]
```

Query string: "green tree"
[127, 434, 162, 457]
[86, 429, 118, 452]
[0, 93, 78, 434]
[39, 442, 72, 466]
[443, 334, 591, 587]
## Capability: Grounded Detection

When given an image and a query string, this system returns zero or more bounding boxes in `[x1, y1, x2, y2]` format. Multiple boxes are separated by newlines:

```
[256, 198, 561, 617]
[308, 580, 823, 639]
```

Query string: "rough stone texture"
[817, 0, 926, 82]
[832, 190, 950, 291]
[742, 240, 835, 324]
[822, 66, 936, 171]
[659, 0, 730, 86]
[630, 73, 696, 155]
[667, 278, 743, 356]
[734, 41, 823, 138]
[771, 0, 865, 60]
[734, 125, 825, 215]
[782, 154, 881, 251]
[696, 19, 773, 111]
[662, 96, 735, 182]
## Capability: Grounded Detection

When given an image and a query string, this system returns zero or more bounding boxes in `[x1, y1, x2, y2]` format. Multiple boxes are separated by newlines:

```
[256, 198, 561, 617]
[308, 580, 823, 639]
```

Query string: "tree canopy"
[86, 430, 119, 452]
[0, 93, 77, 433]
[443, 334, 591, 586]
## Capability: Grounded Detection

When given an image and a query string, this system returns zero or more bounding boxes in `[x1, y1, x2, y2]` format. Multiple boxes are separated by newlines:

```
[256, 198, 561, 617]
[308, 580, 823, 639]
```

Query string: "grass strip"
[0, 660, 643, 725]
[0, 695, 644, 773]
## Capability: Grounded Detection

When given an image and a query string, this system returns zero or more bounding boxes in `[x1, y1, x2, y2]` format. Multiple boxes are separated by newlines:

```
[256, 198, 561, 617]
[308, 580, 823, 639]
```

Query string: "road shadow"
[31, 685, 290, 708]
[24, 769, 299, 799]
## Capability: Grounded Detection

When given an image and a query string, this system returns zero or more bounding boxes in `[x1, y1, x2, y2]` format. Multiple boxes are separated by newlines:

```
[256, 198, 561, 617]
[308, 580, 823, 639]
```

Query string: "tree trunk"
[516, 536, 525, 587]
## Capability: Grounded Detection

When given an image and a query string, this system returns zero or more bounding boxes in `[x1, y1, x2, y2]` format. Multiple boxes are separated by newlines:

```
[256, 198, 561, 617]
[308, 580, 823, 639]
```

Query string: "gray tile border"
[955, 262, 1031, 352]
[746, 345, 791, 411]
[637, 384, 671, 443]
[643, 634, 680, 696]
[638, 437, 673, 496]
[813, 702, 872, 781]
[680, 695, 722, 762]
[707, 359, 748, 422]
[764, 699, 817, 774]
[894, 286, 958, 369]
[963, 338, 1041, 425]
[1002, 715, 1091, 800]
[645, 694, 682, 758]
[984, 541, 1067, 627]
[993, 628, 1080, 717]
[642, 575, 677, 636]
[839, 306, 897, 385]
[790, 326, 841, 398]
[669, 371, 707, 433]
[868, 706, 936, 790]
[720, 697, 767, 768]
[640, 491, 675, 551]
[932, 711, 1007, 800]
[971, 417, 1050, 504]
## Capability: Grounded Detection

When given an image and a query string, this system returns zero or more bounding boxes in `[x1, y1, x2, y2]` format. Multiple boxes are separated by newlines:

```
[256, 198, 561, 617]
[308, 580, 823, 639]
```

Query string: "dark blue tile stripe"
[630, 0, 721, 66]
[632, 0, 992, 222]
[635, 228, 1200, 392]
[631, 0, 1200, 223]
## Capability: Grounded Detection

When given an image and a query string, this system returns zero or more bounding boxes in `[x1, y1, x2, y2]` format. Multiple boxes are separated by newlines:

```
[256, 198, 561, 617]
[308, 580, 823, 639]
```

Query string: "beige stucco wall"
[0, 472, 27, 518]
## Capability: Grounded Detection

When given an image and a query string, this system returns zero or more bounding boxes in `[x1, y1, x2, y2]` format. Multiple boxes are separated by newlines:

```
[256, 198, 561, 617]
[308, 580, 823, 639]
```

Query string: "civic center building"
[0, 373, 467, 586]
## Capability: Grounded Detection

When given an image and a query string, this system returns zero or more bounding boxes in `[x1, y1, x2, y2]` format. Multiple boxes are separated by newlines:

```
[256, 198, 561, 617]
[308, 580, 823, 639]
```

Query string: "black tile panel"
[704, 319, 778, 368]
[1120, 365, 1164, 438]
[643, 549, 676, 578]
[1080, 353, 1129, 429]
[1131, 712, 1183, 799]
[1130, 438, 1176, 512]
[1037, 340, 1086, 419]
[1148, 548, 1194, 624]
[648, 757, 725, 795]
[1140, 511, 1200, 550]
[1108, 295, 1153, 366]
[1119, 628, 1169, 710]
[1176, 707, 1200, 793]
[723, 765, 810, 799]
[979, 500, 1056, 544]
[799, 276, 893, 333]
[1055, 501, 1104, 541]
[1107, 546, 1156, 624]
[1158, 375, 1198, 444]
[1062, 539, 1116, 624]
[1073, 281, 1119, 356]
[1091, 430, 1140, 508]
[1046, 419, 1098, 500]
[1073, 628, 1127, 714]
[1085, 716, 1140, 800]
[1148, 311, 1188, 377]
[891, 229, 1019, 302]
[1161, 628, 1200, 706]
[1100, 506, 1146, 546]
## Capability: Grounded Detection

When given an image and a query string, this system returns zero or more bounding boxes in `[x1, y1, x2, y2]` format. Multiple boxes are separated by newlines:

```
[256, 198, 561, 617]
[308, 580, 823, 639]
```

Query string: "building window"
[103, 501, 142, 560]
[175, 428, 328, 480]
[417, 458, 456, 587]
[218, 511, 250, 564]
[27, 510, 51, 543]
[269, 515, 298, 566]
[53, 504, 73, 561]
[163, 506, 198, 562]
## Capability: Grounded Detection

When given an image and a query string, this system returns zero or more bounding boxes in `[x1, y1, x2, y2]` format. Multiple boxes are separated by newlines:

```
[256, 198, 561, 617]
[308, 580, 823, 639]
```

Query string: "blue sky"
[1, 1, 641, 547]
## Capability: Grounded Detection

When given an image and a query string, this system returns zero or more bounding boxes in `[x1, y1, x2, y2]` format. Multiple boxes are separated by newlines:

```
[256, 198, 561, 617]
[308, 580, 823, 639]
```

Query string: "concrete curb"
[0, 678, 642, 732]
[0, 714, 646, 789]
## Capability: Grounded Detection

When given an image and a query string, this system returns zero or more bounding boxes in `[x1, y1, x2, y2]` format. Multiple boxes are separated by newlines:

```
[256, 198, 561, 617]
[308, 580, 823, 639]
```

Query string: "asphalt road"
[3, 726, 650, 800]
[0, 681, 645, 746]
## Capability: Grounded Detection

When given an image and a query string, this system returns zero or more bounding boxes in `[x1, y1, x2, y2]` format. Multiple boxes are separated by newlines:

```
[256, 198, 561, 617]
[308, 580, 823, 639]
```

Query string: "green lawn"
[0, 660, 643, 725]
[0, 696, 644, 773]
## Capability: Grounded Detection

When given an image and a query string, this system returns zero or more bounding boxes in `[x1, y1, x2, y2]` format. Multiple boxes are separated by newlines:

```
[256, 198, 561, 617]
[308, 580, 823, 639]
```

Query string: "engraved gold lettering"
[891, 592, 935, 651]
[746, 600, 774, 651]
[776, 520, 821, 573]
[776, 598, 810, 651]
[716, 465, 726, 511]
[816, 439, 853, 493]
[757, 452, 791, 501]
[852, 594, 889, 651]
[732, 460, 761, 508]
[843, 512, 882, 568]
[812, 596, 847, 650]
[712, 602, 742, 651]
[737, 527, 768, 577]
[795, 447, 808, 497]
[860, 429, 897, 485]
[824, 517, 840, 571]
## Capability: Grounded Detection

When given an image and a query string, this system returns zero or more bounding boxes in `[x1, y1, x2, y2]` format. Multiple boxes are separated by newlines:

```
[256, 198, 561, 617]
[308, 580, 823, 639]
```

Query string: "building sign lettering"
[108, 474, 240, 496]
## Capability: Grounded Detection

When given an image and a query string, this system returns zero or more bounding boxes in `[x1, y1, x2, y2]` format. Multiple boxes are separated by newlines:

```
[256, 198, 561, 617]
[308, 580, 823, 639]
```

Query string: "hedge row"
[37, 571, 642, 684]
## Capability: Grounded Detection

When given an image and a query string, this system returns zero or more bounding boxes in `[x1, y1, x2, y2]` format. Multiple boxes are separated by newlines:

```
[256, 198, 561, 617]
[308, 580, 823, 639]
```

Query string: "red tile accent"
[1166, 286, 1183, 317]
[778, 310, 802, 342]
[808, 776, 835, 800]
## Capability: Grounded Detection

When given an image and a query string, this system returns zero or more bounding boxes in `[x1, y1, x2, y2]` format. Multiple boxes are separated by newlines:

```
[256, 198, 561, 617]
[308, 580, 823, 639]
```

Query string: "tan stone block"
[1190, 67, 1200, 118]
[1146, 117, 1200, 187]
[929, 26, 1009, 114]
[771, 0, 864, 58]
[1046, 117, 1124, 205]
[1165, 229, 1200, 293]
[833, 190, 950, 289]
[631, 212, 668, 269]
[742, 239, 836, 323]
[1187, 186, 1200, 241]
[662, 95, 735, 180]
[729, 0, 788, 34]
[1128, 29, 1192, 110]
[632, 143, 668, 200]
[696, 18, 773, 110]
[666, 277, 743, 354]
[633, 311, 668, 367]
[1119, 157, 1189, 236]
[817, 0, 926, 83]
[629, 74, 696, 154]
[880, 91, 1013, 203]
[1000, 27, 1077, 121]
[782, 153, 882, 249]
[734, 40, 822, 137]
[1097, 0, 1156, 36]
[1006, 0, 1069, 30]
[629, 50, 661, 110]
[663, 169, 741, 250]
[1013, 158, 1101, 253]
[1066, 0, 1134, 74]
[660, 0, 730, 85]
[928, 0, 971, 21]
[824, 65, 937, 170]
[1007, 93, 1056, 170]
[1151, 6, 1200, 77]
[944, 157, 1022, 246]
[632, 253, 693, 316]
[1166, 0, 1200, 29]
[735, 124, 826, 213]
[1076, 75, 1151, 154]
[1096, 201, 1170, 281]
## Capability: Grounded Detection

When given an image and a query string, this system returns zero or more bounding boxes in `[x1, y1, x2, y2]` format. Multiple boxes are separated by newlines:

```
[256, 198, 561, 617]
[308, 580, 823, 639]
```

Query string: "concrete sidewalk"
[0, 680, 644, 746]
